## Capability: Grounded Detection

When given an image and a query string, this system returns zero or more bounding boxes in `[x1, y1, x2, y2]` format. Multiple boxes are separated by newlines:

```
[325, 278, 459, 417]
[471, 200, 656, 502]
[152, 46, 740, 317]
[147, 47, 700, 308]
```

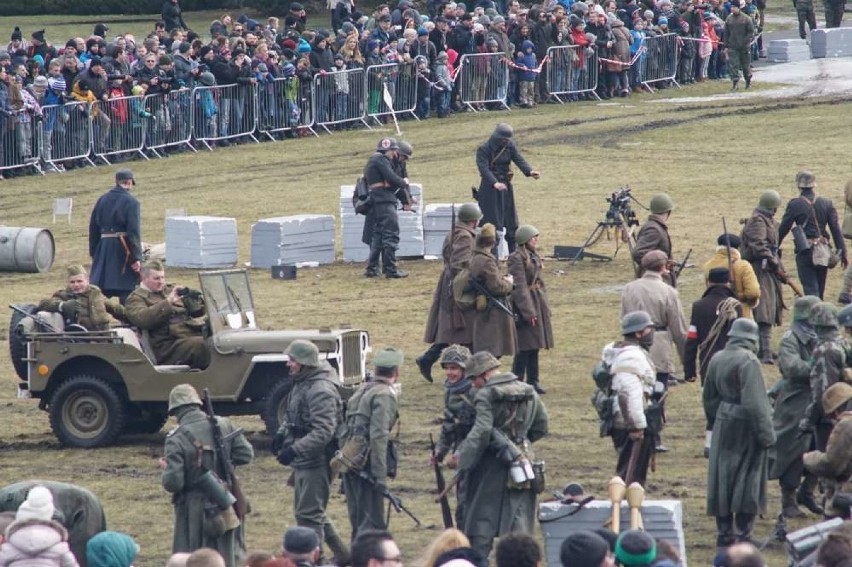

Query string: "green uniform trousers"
[728, 47, 752, 81]
[342, 472, 386, 540]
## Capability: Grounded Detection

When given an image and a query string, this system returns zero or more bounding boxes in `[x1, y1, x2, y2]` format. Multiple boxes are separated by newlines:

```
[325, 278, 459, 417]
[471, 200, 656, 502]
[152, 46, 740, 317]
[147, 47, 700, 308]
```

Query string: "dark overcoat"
[507, 245, 553, 352]
[88, 186, 142, 293]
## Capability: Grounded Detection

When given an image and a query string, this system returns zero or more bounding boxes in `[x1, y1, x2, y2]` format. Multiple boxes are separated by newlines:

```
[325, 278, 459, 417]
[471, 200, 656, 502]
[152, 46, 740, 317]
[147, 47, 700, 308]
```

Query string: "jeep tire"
[49, 375, 126, 448]
[8, 303, 36, 380]
[261, 378, 293, 436]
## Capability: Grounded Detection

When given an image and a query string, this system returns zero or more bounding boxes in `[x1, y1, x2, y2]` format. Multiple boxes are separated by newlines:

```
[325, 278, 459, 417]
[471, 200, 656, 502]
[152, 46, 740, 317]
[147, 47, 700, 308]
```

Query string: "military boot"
[758, 324, 774, 364]
[416, 343, 446, 383]
[745, 75, 752, 89]
[782, 487, 806, 518]
[382, 247, 408, 279]
[735, 513, 759, 544]
[797, 476, 825, 515]
[365, 248, 381, 278]
[716, 515, 735, 548]
[731, 78, 739, 91]
[324, 523, 351, 567]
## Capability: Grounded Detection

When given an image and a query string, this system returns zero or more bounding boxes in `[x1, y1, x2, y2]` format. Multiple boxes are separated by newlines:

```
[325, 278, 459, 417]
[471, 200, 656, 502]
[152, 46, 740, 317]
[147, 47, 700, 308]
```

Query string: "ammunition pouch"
[645, 402, 664, 434]
[203, 503, 241, 537]
[530, 461, 546, 495]
[475, 294, 488, 312]
[330, 434, 370, 476]
[591, 389, 616, 438]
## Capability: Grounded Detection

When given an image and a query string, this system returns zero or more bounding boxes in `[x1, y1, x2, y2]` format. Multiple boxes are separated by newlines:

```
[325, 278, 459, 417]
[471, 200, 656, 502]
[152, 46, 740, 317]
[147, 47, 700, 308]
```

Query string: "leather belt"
[369, 182, 389, 189]
[101, 232, 127, 238]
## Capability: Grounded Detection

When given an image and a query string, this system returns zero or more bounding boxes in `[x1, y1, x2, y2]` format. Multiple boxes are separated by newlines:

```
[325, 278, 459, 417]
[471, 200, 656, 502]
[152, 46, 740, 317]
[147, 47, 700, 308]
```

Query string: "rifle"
[722, 218, 735, 285]
[771, 262, 804, 297]
[430, 433, 454, 529]
[9, 304, 61, 333]
[202, 388, 250, 521]
[356, 470, 422, 527]
[670, 248, 693, 288]
[469, 278, 518, 321]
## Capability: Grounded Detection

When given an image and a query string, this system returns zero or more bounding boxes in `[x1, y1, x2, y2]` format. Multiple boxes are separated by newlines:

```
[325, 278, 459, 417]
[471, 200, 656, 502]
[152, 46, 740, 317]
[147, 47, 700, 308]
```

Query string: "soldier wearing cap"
[339, 347, 403, 538]
[125, 260, 210, 369]
[632, 193, 675, 285]
[702, 233, 761, 320]
[804, 382, 852, 517]
[778, 170, 847, 300]
[474, 123, 540, 253]
[508, 224, 553, 394]
[159, 384, 254, 567]
[281, 526, 321, 566]
[704, 318, 775, 547]
[88, 168, 142, 304]
[469, 223, 517, 358]
[418, 202, 482, 382]
[37, 265, 126, 330]
[770, 296, 822, 518]
[271, 340, 349, 565]
[601, 311, 658, 486]
[361, 137, 413, 279]
[452, 351, 548, 557]
[740, 189, 785, 364]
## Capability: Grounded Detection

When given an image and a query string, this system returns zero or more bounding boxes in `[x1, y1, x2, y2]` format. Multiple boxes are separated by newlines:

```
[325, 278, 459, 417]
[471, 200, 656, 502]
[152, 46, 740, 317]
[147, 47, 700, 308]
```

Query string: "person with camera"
[777, 170, 847, 300]
[37, 265, 126, 331]
[271, 340, 350, 566]
[125, 260, 210, 369]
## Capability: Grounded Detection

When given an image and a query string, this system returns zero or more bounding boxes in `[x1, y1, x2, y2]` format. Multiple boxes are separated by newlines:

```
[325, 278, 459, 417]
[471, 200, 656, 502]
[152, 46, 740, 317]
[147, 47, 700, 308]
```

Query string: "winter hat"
[644, 9, 655, 18]
[708, 268, 730, 284]
[437, 50, 448, 61]
[87, 531, 139, 567]
[485, 36, 498, 48]
[199, 45, 214, 59]
[568, 14, 581, 26]
[198, 71, 215, 86]
[256, 62, 268, 73]
[478, 15, 491, 26]
[559, 531, 610, 567]
[492, 15, 505, 24]
[418, 26, 429, 36]
[607, 13, 618, 25]
[594, 4, 606, 16]
[47, 76, 66, 91]
[11, 27, 22, 41]
[334, 52, 345, 62]
[31, 29, 45, 43]
[232, 47, 246, 57]
[615, 530, 657, 567]
[178, 41, 191, 54]
[658, 15, 669, 24]
[297, 42, 311, 54]
[89, 56, 103, 68]
[32, 54, 45, 68]
[282, 63, 296, 77]
[94, 23, 109, 38]
[16, 485, 55, 522]
[131, 84, 145, 95]
[367, 39, 380, 51]
[32, 75, 48, 88]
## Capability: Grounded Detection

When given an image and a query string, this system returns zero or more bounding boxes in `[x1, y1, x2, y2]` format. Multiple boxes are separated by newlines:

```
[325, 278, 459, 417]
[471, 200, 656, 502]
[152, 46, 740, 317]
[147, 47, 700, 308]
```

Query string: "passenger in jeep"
[37, 265, 127, 331]
[125, 260, 211, 369]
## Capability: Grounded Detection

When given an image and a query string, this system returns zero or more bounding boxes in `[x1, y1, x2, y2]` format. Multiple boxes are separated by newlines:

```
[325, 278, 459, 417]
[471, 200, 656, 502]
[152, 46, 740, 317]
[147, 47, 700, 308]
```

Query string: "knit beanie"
[559, 531, 610, 567]
[16, 485, 55, 522]
[87, 531, 140, 567]
[615, 530, 657, 567]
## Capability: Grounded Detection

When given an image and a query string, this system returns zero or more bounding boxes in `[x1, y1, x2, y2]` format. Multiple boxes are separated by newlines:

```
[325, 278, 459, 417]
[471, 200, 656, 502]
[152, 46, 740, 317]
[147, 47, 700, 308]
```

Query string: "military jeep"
[9, 269, 370, 448]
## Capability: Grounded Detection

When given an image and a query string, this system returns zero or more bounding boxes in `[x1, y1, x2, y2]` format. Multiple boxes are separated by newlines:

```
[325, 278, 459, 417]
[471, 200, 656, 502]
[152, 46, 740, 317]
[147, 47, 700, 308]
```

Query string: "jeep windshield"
[198, 270, 257, 332]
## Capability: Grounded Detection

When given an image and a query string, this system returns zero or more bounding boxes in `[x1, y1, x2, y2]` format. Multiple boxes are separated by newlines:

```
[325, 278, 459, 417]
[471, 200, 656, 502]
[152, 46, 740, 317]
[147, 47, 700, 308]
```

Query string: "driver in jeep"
[125, 260, 211, 369]
[37, 264, 127, 331]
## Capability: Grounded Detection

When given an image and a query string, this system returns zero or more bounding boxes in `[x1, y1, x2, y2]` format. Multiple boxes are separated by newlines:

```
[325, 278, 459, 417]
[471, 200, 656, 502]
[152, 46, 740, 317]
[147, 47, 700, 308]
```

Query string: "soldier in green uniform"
[271, 340, 349, 565]
[159, 384, 254, 567]
[37, 265, 126, 330]
[338, 347, 403, 540]
[452, 351, 549, 557]
[724, 0, 755, 90]
[125, 260, 210, 369]
[632, 194, 675, 285]
[704, 318, 776, 547]
[801, 304, 852, 454]
[804, 382, 852, 517]
[770, 296, 822, 518]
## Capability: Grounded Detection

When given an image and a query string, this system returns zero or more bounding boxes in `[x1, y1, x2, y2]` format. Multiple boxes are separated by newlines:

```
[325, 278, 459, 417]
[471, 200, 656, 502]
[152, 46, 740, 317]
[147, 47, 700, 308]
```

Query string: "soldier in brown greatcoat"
[508, 225, 553, 394]
[469, 223, 516, 358]
[125, 260, 210, 369]
[418, 203, 482, 382]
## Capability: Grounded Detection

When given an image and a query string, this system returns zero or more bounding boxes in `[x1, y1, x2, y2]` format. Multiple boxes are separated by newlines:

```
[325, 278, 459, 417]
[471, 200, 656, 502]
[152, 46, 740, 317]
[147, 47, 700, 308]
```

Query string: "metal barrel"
[0, 227, 56, 273]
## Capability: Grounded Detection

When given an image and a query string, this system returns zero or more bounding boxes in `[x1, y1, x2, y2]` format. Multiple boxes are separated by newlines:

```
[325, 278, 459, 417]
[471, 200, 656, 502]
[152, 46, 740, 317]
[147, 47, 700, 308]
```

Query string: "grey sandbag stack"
[339, 183, 425, 261]
[251, 215, 336, 268]
[810, 28, 852, 58]
[767, 38, 811, 62]
[424, 203, 458, 257]
[165, 216, 238, 268]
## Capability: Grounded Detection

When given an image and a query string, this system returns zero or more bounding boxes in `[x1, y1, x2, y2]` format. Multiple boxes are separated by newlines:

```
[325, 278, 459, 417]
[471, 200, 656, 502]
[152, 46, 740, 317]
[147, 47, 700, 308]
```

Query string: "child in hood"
[0, 485, 79, 567]
[515, 39, 537, 107]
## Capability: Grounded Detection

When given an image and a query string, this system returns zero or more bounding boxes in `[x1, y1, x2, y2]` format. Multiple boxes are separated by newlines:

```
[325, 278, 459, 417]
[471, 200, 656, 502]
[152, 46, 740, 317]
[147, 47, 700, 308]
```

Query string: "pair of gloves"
[59, 299, 82, 320]
[271, 432, 296, 466]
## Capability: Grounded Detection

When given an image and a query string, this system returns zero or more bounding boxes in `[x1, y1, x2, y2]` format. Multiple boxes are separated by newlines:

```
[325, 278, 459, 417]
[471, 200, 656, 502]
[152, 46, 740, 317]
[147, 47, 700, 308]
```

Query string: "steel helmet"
[823, 382, 852, 415]
[457, 203, 482, 223]
[376, 137, 399, 152]
[727, 318, 759, 342]
[621, 311, 654, 335]
[758, 190, 782, 210]
[464, 351, 500, 378]
[793, 295, 821, 322]
[397, 140, 413, 158]
[515, 225, 540, 246]
[285, 339, 320, 367]
[440, 344, 472, 368]
[839, 304, 852, 328]
[810, 303, 839, 328]
[649, 193, 674, 214]
[168, 384, 202, 413]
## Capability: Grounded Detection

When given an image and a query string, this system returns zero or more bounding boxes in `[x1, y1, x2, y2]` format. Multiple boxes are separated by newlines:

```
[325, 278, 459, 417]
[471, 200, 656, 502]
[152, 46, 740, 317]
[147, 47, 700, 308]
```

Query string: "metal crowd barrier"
[41, 101, 95, 170]
[256, 76, 317, 140]
[0, 110, 42, 175]
[91, 95, 148, 165]
[144, 89, 196, 157]
[545, 45, 600, 102]
[365, 62, 418, 124]
[192, 84, 260, 150]
[638, 33, 680, 89]
[313, 67, 370, 134]
[457, 53, 510, 112]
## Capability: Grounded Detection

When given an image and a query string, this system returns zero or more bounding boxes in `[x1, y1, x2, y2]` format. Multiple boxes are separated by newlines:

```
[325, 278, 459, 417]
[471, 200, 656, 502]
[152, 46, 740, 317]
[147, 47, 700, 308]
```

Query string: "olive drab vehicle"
[8, 269, 371, 448]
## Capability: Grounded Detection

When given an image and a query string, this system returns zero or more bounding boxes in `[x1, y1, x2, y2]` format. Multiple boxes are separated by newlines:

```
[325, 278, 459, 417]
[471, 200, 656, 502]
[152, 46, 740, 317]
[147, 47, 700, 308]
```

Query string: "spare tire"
[8, 303, 36, 380]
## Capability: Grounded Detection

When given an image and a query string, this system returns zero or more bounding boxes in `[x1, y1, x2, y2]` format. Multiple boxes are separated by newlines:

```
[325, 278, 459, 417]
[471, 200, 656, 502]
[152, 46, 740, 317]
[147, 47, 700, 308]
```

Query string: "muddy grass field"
[2, 84, 851, 566]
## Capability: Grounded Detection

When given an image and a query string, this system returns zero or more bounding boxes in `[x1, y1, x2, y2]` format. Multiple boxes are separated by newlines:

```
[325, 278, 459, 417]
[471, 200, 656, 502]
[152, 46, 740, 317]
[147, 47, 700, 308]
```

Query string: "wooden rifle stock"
[202, 389, 250, 520]
[430, 434, 454, 529]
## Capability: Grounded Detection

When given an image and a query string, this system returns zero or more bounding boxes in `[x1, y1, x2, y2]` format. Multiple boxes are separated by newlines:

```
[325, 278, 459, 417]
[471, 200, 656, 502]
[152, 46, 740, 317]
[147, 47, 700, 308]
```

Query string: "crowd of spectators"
[0, 0, 764, 179]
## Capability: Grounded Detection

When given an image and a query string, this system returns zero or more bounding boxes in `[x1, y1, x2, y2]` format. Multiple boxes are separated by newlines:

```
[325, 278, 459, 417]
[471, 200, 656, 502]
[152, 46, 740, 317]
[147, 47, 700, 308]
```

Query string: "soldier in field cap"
[281, 526, 321, 565]
[338, 347, 403, 539]
[37, 264, 126, 330]
[88, 168, 142, 304]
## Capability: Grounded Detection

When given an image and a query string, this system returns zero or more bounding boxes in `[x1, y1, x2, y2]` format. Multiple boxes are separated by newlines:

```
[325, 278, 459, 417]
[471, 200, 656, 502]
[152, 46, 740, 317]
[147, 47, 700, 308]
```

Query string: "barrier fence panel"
[457, 53, 510, 111]
[313, 67, 370, 134]
[545, 45, 600, 102]
[638, 33, 680, 89]
[365, 62, 418, 124]
[0, 110, 42, 175]
[91, 95, 148, 165]
[192, 84, 259, 149]
[41, 101, 95, 170]
[256, 77, 317, 140]
[144, 89, 195, 157]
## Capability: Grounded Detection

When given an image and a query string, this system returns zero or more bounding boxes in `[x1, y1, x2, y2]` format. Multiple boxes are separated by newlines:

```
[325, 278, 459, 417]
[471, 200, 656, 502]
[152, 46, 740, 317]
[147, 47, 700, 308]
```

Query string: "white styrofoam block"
[165, 216, 238, 268]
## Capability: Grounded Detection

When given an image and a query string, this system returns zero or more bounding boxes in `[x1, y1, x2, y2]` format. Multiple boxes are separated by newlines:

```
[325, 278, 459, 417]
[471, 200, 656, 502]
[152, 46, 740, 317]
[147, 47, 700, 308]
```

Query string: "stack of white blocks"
[767, 38, 811, 62]
[165, 216, 238, 268]
[810, 28, 852, 58]
[250, 214, 336, 268]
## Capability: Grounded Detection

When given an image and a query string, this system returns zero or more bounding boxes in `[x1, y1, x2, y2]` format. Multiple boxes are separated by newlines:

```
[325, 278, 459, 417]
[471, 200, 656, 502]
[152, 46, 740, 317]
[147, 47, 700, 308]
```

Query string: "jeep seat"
[121, 328, 193, 373]
[18, 312, 64, 334]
